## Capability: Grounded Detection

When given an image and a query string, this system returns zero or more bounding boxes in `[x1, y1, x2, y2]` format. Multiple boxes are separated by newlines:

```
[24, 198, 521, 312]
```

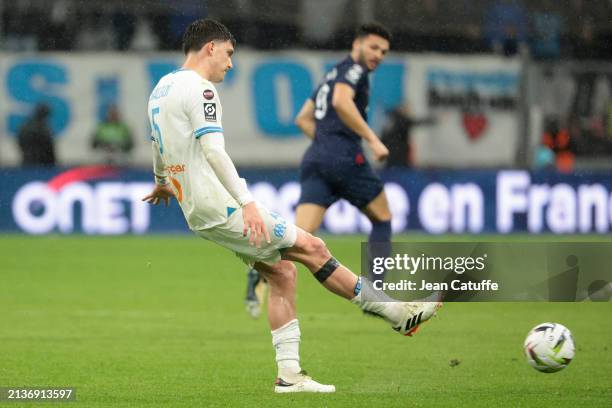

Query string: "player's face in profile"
[356, 34, 389, 71]
[209, 40, 234, 83]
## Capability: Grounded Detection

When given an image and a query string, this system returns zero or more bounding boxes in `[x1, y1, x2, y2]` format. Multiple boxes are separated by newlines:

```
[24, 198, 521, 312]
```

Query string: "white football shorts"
[195, 202, 297, 266]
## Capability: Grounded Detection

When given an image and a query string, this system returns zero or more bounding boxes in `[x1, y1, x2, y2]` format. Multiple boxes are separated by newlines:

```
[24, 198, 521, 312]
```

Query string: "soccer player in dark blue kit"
[245, 23, 394, 318]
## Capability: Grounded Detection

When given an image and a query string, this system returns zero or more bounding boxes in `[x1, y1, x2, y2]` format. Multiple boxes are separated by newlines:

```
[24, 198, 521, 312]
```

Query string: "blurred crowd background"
[1, 0, 611, 58]
[0, 0, 611, 172]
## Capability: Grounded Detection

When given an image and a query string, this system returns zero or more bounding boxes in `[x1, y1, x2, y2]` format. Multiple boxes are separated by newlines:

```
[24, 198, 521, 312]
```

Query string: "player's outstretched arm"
[151, 142, 168, 185]
[142, 141, 175, 207]
[332, 83, 389, 161]
[199, 133, 252, 205]
[295, 99, 315, 139]
[199, 133, 270, 247]
[142, 184, 174, 207]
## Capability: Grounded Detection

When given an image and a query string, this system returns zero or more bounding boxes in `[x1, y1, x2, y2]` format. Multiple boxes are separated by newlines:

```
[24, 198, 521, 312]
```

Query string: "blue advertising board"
[2, 167, 612, 235]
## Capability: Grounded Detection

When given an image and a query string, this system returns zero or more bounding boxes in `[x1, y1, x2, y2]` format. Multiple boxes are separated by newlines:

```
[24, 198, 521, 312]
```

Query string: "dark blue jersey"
[306, 56, 369, 161]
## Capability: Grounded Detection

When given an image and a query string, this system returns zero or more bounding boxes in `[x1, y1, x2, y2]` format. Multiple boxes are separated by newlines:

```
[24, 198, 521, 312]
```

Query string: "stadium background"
[1, 1, 611, 407]
[2, 0, 612, 235]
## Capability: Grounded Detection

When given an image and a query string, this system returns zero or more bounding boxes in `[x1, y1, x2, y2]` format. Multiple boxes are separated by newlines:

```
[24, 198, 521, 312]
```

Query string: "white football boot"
[274, 370, 335, 393]
[391, 301, 442, 336]
[358, 296, 442, 336]
[357, 278, 442, 336]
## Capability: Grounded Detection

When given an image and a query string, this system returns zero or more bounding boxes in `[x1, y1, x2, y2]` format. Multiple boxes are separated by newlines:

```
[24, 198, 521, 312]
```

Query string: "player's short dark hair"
[355, 22, 392, 43]
[182, 19, 236, 55]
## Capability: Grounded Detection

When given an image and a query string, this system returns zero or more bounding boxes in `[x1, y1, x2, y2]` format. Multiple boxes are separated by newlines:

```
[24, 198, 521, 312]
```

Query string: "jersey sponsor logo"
[346, 64, 363, 85]
[203, 89, 215, 100]
[204, 103, 217, 121]
[165, 164, 185, 175]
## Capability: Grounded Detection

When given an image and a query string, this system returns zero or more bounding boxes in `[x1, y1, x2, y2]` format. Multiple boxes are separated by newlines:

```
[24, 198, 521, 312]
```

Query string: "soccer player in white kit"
[143, 19, 441, 394]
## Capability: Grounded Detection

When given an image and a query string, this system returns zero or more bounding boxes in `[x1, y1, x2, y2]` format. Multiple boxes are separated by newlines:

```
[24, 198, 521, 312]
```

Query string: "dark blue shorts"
[298, 158, 384, 209]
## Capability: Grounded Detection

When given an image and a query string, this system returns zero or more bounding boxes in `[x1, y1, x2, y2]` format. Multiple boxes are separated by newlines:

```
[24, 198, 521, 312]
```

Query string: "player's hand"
[369, 139, 389, 161]
[242, 202, 271, 248]
[142, 183, 175, 207]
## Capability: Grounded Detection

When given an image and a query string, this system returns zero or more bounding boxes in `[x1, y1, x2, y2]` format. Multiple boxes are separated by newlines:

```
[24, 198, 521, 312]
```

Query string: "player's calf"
[255, 261, 297, 330]
[285, 229, 442, 335]
[286, 233, 359, 299]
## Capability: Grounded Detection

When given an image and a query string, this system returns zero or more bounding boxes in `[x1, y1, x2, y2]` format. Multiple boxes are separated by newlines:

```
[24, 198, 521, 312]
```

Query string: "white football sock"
[271, 319, 301, 377]
[351, 278, 403, 323]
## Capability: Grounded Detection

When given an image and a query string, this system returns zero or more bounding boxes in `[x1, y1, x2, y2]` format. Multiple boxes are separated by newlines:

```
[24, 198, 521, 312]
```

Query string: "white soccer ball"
[524, 322, 575, 373]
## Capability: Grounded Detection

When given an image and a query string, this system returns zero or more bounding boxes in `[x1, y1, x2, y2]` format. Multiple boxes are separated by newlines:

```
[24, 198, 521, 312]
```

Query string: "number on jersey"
[314, 84, 330, 120]
[151, 107, 164, 154]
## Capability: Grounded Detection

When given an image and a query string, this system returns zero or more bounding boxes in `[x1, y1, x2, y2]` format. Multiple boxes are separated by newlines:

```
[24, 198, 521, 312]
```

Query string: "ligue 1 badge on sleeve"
[204, 103, 217, 121]
[203, 89, 215, 100]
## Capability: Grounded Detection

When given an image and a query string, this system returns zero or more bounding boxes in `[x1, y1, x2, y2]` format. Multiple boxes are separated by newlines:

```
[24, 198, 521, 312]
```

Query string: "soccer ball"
[523, 323, 575, 373]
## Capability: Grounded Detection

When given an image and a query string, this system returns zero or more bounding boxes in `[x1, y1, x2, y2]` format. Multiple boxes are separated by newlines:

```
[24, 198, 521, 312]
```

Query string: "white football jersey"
[147, 69, 239, 230]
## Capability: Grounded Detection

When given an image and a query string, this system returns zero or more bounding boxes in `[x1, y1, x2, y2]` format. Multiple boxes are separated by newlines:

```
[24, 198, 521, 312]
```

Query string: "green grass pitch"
[1, 234, 611, 407]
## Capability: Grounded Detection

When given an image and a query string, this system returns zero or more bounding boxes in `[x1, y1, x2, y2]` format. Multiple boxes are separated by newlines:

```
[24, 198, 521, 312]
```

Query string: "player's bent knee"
[267, 261, 297, 287]
[309, 236, 331, 260]
[371, 212, 392, 223]
[366, 207, 392, 223]
[283, 262, 298, 282]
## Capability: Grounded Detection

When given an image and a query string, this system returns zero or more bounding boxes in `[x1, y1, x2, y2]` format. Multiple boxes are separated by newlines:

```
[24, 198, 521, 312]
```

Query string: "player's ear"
[203, 41, 214, 56]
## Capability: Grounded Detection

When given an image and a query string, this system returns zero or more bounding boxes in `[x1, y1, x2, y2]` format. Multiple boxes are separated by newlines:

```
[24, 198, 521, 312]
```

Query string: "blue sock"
[369, 220, 391, 243]
[368, 220, 392, 281]
[353, 276, 362, 296]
